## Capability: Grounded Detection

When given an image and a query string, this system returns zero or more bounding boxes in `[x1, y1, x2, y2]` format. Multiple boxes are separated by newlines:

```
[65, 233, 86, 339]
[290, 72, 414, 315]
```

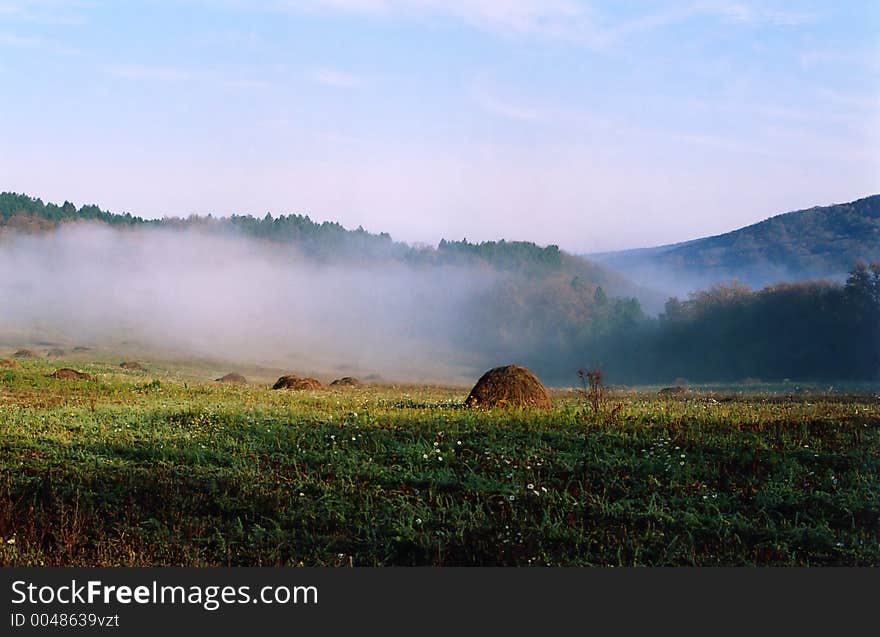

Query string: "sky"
[0, 0, 878, 252]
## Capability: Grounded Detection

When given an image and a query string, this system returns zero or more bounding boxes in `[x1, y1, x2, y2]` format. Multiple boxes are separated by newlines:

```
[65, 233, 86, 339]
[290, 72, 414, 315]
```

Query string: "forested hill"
[0, 191, 408, 262]
[0, 191, 634, 292]
[591, 194, 880, 293]
[2, 192, 877, 382]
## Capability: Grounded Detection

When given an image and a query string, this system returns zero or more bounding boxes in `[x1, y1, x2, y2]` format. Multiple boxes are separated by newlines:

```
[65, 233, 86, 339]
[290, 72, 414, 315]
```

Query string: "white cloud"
[107, 65, 193, 81]
[817, 88, 880, 112]
[265, 1, 819, 46]
[0, 0, 90, 25]
[472, 85, 544, 122]
[221, 77, 273, 90]
[0, 31, 80, 54]
[700, 2, 818, 26]
[310, 67, 366, 88]
[106, 65, 275, 91]
[800, 48, 880, 74]
[0, 32, 42, 46]
[263, 0, 601, 43]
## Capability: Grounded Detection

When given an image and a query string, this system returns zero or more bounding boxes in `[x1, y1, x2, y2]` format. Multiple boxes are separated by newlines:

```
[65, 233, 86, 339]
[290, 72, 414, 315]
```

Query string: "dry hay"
[216, 372, 247, 384]
[330, 377, 362, 388]
[120, 361, 146, 371]
[13, 349, 37, 358]
[46, 348, 66, 358]
[464, 365, 552, 409]
[658, 386, 689, 396]
[0, 359, 21, 370]
[272, 374, 327, 391]
[50, 368, 94, 381]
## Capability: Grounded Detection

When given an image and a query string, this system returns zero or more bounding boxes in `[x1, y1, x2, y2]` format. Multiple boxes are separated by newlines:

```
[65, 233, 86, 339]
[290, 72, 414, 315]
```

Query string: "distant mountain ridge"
[590, 194, 880, 294]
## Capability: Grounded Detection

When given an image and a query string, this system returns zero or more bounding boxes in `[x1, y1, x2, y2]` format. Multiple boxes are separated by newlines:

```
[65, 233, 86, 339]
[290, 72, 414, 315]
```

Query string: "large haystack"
[13, 349, 36, 358]
[272, 374, 326, 391]
[120, 361, 146, 371]
[50, 368, 94, 381]
[216, 372, 247, 384]
[330, 376, 362, 388]
[0, 359, 21, 370]
[464, 365, 552, 409]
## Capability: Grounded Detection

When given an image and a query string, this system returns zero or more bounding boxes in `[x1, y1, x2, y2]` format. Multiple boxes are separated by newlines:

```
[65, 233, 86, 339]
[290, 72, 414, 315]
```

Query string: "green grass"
[1, 358, 878, 566]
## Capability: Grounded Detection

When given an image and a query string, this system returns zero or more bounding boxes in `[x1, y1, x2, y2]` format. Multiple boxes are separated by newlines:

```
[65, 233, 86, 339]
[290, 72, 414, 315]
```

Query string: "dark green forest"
[2, 192, 878, 384]
[645, 265, 880, 382]
[0, 192, 572, 273]
[458, 263, 880, 384]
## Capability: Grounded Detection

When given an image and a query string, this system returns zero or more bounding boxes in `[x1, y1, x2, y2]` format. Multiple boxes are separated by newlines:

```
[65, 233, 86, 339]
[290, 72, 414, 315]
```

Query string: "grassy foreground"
[1, 358, 878, 566]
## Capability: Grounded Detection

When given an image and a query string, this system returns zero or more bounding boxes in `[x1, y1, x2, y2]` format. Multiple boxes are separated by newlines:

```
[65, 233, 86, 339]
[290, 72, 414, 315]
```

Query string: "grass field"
[1, 354, 878, 566]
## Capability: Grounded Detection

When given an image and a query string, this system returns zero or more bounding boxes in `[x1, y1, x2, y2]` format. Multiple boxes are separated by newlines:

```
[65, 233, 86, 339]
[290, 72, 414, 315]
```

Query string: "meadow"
[1, 355, 878, 566]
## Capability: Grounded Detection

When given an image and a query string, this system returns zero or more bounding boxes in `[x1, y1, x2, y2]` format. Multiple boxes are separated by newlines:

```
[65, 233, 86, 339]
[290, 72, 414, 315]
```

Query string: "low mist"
[0, 224, 497, 383]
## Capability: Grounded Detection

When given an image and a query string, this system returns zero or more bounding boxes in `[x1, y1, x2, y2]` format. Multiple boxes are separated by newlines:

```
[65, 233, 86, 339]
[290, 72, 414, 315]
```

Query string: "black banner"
[1, 568, 877, 635]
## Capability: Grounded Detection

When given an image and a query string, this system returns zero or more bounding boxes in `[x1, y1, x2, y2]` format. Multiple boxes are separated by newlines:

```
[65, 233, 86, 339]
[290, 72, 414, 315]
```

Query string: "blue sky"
[1, 0, 878, 251]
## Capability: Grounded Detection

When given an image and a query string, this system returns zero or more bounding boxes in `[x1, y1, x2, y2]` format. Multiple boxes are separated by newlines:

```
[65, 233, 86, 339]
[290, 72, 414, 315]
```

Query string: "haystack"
[0, 359, 21, 370]
[46, 348, 66, 358]
[464, 365, 552, 409]
[120, 361, 145, 371]
[658, 386, 689, 396]
[272, 374, 326, 391]
[330, 377, 362, 387]
[216, 373, 247, 384]
[13, 349, 36, 358]
[50, 368, 94, 381]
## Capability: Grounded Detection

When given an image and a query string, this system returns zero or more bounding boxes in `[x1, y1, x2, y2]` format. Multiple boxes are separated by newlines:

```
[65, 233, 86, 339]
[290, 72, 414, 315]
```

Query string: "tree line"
[0, 192, 568, 273]
[473, 262, 880, 384]
[3, 192, 877, 383]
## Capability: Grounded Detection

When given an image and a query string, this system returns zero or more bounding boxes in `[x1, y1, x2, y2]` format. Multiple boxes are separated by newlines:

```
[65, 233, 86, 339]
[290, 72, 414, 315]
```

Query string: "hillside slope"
[591, 195, 880, 294]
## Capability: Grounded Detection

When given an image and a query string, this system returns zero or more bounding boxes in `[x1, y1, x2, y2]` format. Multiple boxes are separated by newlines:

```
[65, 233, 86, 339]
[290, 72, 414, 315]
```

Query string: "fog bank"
[0, 225, 496, 382]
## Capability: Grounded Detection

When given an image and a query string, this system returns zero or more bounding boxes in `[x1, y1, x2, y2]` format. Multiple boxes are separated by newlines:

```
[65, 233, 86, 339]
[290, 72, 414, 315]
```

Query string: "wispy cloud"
[309, 67, 367, 88]
[0, 0, 90, 25]
[472, 85, 544, 122]
[0, 32, 42, 46]
[672, 131, 780, 157]
[243, 0, 601, 44]
[0, 30, 80, 54]
[419, 0, 591, 41]
[107, 64, 193, 81]
[106, 64, 277, 92]
[261, 0, 820, 48]
[220, 77, 273, 90]
[817, 88, 880, 112]
[700, 2, 818, 27]
[599, 1, 819, 46]
[799, 48, 880, 73]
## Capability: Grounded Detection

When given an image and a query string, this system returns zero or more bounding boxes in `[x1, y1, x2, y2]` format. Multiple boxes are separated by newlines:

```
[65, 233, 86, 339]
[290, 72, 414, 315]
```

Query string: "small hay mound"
[465, 365, 552, 409]
[272, 375, 326, 391]
[120, 361, 146, 371]
[216, 373, 247, 384]
[13, 349, 37, 358]
[1, 359, 21, 370]
[50, 368, 94, 381]
[330, 376, 362, 388]
[46, 348, 66, 358]
[658, 386, 689, 396]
